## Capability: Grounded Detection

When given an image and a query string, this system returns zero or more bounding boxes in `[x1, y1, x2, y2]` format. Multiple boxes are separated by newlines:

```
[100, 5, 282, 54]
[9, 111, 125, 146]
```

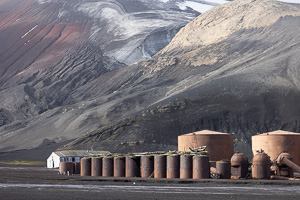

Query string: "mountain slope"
[60, 0, 300, 158]
[1, 0, 300, 160]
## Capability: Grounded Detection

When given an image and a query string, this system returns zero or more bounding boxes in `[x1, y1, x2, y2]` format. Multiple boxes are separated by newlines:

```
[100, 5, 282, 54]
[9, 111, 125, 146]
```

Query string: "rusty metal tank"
[216, 160, 231, 179]
[154, 155, 166, 178]
[251, 150, 271, 179]
[80, 157, 91, 176]
[114, 156, 125, 177]
[193, 155, 210, 179]
[59, 162, 74, 175]
[91, 157, 102, 176]
[180, 154, 193, 179]
[167, 154, 180, 179]
[178, 130, 234, 162]
[275, 152, 295, 177]
[252, 130, 300, 166]
[126, 156, 140, 178]
[73, 162, 81, 174]
[141, 155, 154, 178]
[231, 152, 249, 179]
[102, 156, 114, 177]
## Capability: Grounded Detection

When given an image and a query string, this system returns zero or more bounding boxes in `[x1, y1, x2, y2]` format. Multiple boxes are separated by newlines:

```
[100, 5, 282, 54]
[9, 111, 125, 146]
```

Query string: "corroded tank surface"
[141, 155, 154, 178]
[193, 155, 210, 179]
[73, 162, 81, 174]
[102, 157, 114, 177]
[91, 157, 102, 176]
[114, 156, 125, 177]
[216, 160, 231, 179]
[252, 130, 300, 166]
[178, 130, 234, 161]
[231, 152, 249, 179]
[167, 155, 180, 179]
[252, 150, 271, 179]
[154, 155, 166, 178]
[59, 162, 74, 175]
[276, 152, 295, 177]
[80, 157, 91, 176]
[180, 155, 193, 179]
[126, 156, 140, 178]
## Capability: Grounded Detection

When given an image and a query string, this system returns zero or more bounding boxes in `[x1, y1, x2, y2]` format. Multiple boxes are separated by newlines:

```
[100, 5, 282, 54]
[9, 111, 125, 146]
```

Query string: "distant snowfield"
[278, 0, 300, 3]
[177, 0, 229, 13]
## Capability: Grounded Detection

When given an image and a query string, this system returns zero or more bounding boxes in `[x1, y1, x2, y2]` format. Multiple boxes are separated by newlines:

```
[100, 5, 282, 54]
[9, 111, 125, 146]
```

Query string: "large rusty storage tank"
[91, 157, 102, 176]
[154, 155, 166, 178]
[252, 150, 271, 179]
[59, 162, 74, 175]
[114, 156, 125, 177]
[126, 156, 140, 178]
[80, 157, 91, 176]
[252, 130, 300, 166]
[141, 155, 154, 178]
[193, 155, 210, 179]
[102, 156, 114, 177]
[167, 154, 180, 179]
[180, 155, 193, 179]
[178, 130, 233, 162]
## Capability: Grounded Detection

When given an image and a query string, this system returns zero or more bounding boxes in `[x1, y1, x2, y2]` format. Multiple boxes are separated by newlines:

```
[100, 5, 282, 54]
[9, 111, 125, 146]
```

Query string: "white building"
[47, 150, 110, 168]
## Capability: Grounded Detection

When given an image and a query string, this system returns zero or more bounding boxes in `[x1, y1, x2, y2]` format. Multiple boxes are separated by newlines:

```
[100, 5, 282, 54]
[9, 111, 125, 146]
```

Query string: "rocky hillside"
[60, 0, 300, 158]
[1, 0, 300, 160]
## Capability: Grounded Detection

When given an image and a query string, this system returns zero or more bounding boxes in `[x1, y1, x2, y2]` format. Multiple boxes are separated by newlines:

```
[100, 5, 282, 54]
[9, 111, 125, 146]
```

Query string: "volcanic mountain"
[1, 0, 300, 161]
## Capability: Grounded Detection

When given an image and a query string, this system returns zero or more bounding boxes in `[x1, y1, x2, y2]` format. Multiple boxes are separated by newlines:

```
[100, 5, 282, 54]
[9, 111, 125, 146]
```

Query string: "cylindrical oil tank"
[216, 160, 231, 179]
[178, 130, 233, 162]
[252, 130, 300, 166]
[180, 154, 193, 179]
[126, 156, 140, 178]
[193, 155, 210, 179]
[80, 157, 91, 176]
[231, 152, 249, 179]
[59, 162, 74, 175]
[154, 155, 166, 178]
[102, 156, 114, 177]
[252, 150, 271, 179]
[141, 155, 154, 178]
[91, 157, 102, 176]
[114, 156, 125, 177]
[167, 155, 180, 179]
[73, 162, 81, 174]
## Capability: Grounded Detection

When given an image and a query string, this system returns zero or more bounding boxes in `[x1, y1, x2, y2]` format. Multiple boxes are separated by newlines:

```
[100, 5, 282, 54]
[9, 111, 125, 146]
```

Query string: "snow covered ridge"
[278, 0, 300, 4]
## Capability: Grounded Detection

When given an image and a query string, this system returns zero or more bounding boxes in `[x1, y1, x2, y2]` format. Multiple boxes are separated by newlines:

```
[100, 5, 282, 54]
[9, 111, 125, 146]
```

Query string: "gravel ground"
[0, 166, 300, 200]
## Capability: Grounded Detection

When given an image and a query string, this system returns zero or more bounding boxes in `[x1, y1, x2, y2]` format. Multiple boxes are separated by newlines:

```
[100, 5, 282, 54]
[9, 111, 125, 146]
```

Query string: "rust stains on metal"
[102, 156, 114, 177]
[59, 162, 74, 175]
[193, 155, 210, 179]
[178, 130, 234, 162]
[73, 162, 81, 174]
[216, 160, 231, 179]
[252, 149, 271, 179]
[167, 154, 180, 179]
[80, 157, 91, 176]
[114, 156, 126, 177]
[180, 154, 193, 179]
[91, 157, 102, 176]
[126, 156, 140, 178]
[231, 152, 249, 179]
[252, 130, 300, 166]
[141, 155, 154, 178]
[154, 155, 166, 178]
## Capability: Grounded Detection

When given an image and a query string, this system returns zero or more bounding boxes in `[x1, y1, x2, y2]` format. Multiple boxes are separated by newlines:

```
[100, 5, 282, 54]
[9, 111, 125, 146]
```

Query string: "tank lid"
[253, 130, 300, 136]
[179, 130, 231, 136]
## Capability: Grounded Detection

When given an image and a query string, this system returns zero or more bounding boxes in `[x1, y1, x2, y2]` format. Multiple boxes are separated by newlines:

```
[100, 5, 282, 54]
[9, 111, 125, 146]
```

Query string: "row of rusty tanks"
[76, 151, 211, 179]
[59, 129, 300, 180]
